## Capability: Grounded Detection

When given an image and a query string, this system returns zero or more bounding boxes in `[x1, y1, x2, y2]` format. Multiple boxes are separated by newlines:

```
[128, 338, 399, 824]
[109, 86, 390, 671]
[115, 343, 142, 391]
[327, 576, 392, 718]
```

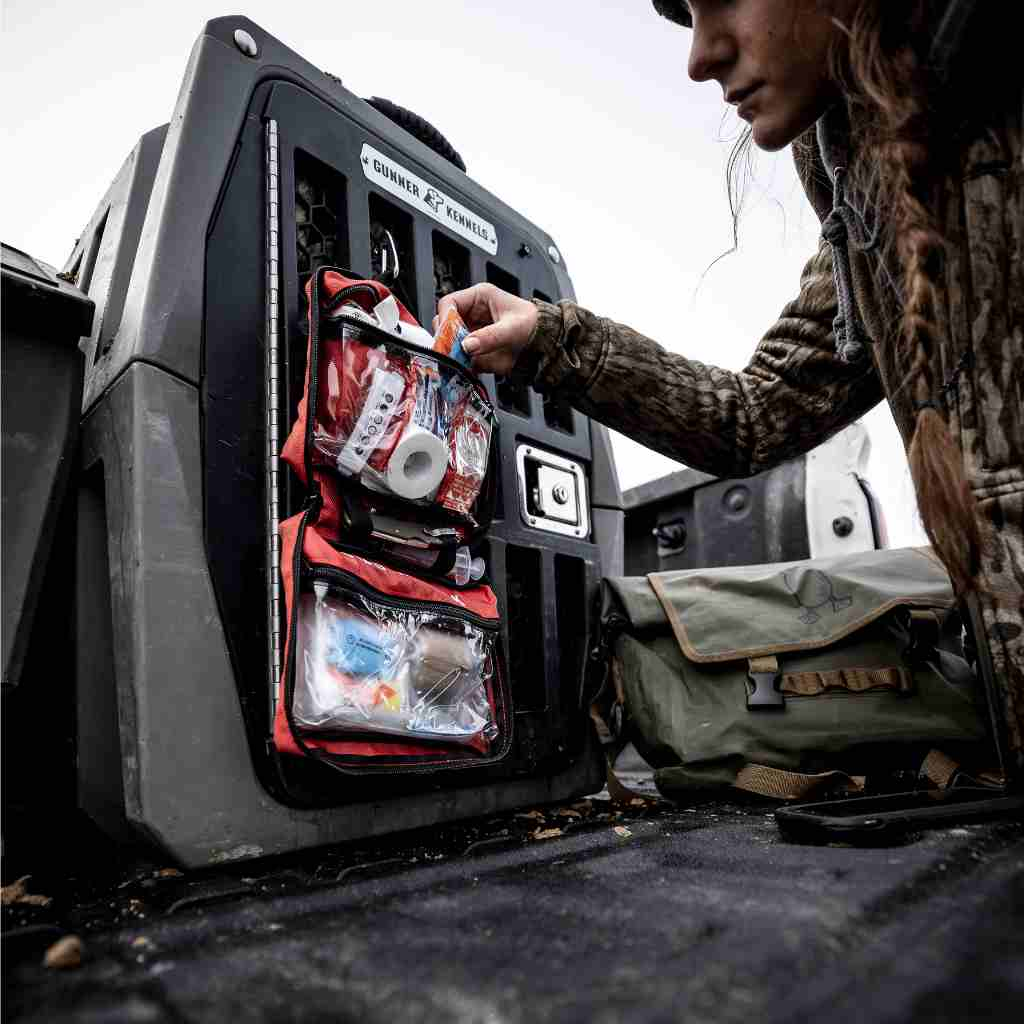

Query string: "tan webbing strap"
[734, 763, 862, 801]
[921, 749, 960, 789]
[748, 655, 779, 675]
[589, 656, 628, 744]
[611, 655, 627, 705]
[977, 770, 1007, 788]
[590, 656, 652, 804]
[780, 665, 913, 697]
[589, 704, 615, 743]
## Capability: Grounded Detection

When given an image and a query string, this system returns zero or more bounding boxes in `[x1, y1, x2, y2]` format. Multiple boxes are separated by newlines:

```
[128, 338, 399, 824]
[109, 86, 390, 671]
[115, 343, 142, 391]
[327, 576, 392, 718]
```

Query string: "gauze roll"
[416, 628, 479, 671]
[410, 627, 483, 702]
[385, 421, 449, 499]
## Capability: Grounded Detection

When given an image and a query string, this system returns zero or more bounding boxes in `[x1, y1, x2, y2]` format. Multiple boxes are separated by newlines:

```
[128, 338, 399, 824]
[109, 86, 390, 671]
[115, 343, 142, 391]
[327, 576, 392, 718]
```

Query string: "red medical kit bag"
[273, 268, 510, 775]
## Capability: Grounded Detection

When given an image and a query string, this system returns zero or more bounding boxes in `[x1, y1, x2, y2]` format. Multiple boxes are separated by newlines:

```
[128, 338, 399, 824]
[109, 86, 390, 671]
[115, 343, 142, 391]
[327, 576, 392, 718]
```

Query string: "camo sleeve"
[524, 240, 885, 477]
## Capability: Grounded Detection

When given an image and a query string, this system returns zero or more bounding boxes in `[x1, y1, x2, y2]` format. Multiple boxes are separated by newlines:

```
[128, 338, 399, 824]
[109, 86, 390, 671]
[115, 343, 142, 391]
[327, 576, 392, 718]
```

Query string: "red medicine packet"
[433, 305, 474, 368]
[435, 391, 492, 517]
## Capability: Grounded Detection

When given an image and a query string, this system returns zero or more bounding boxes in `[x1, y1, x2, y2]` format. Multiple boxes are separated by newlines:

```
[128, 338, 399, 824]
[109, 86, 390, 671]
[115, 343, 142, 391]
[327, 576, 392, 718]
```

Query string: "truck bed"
[5, 758, 1022, 1023]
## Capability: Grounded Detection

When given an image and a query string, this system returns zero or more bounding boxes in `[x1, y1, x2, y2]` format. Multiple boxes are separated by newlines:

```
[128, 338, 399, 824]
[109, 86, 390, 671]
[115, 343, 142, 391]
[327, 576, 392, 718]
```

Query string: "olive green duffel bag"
[599, 547, 993, 801]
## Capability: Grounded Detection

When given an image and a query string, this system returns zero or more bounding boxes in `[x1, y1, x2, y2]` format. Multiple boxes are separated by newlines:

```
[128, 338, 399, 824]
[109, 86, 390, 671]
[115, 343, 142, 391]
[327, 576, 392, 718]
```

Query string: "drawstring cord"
[816, 0, 980, 376]
[822, 166, 873, 364]
[821, 163, 969, 408]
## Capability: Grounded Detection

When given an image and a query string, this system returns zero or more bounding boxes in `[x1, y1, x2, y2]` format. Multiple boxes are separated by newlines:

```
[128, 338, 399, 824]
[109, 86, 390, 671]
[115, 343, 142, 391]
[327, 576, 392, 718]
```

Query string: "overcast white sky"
[1, 0, 926, 545]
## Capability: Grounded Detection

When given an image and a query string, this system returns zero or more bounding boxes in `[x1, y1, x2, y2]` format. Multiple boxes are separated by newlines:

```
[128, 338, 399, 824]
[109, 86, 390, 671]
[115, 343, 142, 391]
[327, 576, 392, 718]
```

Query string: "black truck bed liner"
[5, 763, 1023, 1024]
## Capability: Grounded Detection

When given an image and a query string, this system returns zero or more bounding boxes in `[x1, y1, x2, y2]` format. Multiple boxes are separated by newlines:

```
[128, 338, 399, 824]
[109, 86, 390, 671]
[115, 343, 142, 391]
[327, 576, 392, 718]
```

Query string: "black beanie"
[652, 1, 693, 27]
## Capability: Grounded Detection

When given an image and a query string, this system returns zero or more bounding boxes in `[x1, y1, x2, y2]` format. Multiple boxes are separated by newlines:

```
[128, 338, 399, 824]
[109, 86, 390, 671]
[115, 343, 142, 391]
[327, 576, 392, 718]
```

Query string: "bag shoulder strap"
[733, 764, 862, 801]
[736, 748, 965, 801]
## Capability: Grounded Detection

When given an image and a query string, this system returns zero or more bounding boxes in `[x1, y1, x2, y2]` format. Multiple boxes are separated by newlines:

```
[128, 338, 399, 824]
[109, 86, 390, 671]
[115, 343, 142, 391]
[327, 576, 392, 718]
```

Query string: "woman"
[435, 0, 1023, 771]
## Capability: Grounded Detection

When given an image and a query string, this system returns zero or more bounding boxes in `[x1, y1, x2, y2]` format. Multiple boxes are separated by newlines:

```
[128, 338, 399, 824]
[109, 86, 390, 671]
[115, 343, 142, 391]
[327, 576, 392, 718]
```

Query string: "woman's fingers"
[460, 323, 503, 356]
[437, 284, 497, 331]
[431, 283, 537, 376]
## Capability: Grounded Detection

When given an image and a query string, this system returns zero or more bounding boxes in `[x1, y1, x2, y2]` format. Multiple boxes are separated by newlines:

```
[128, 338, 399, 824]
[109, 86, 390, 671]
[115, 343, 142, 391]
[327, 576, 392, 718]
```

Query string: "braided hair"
[835, 0, 990, 595]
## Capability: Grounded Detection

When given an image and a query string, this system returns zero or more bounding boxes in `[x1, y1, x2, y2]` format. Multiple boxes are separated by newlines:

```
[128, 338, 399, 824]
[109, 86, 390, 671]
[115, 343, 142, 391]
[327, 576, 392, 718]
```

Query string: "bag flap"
[640, 547, 954, 663]
[602, 574, 671, 632]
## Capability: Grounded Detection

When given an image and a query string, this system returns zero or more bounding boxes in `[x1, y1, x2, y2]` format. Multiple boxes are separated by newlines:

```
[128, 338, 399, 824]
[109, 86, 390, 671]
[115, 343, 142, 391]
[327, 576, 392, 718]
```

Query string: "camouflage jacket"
[526, 88, 1024, 770]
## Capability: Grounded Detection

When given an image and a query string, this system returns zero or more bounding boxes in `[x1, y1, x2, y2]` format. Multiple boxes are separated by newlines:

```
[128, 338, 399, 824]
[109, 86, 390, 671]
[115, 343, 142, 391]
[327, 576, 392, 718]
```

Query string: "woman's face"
[684, 0, 853, 151]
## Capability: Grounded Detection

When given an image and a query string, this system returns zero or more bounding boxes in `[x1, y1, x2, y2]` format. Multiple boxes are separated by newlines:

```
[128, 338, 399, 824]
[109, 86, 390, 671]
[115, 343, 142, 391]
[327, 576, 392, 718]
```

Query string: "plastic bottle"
[450, 546, 486, 586]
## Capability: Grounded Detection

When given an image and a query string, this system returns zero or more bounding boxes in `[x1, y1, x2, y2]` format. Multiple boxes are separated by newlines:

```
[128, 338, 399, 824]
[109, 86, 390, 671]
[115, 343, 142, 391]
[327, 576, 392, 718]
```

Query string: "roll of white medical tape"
[385, 422, 449, 500]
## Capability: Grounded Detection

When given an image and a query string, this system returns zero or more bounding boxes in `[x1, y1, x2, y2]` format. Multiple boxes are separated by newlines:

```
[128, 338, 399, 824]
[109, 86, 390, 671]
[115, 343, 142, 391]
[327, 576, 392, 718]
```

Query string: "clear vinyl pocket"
[296, 567, 502, 751]
[311, 312, 496, 529]
[274, 513, 513, 773]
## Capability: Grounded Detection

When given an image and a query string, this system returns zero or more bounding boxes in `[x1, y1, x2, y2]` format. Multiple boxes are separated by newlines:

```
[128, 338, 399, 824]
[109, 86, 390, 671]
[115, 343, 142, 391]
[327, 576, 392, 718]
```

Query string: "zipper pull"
[303, 483, 323, 520]
[313, 580, 328, 606]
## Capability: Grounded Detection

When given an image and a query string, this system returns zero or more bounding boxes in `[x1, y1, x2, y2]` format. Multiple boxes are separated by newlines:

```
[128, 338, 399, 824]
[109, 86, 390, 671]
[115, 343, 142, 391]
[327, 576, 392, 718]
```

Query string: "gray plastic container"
[2, 245, 93, 689]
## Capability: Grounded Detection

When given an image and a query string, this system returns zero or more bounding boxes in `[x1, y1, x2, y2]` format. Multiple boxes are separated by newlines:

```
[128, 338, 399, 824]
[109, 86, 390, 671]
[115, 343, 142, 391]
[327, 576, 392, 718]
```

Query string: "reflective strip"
[781, 665, 912, 696]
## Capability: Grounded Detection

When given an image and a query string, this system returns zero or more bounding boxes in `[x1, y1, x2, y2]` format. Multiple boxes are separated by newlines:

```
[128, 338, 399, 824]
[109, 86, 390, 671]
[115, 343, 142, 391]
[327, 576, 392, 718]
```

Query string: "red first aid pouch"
[274, 268, 510, 774]
[281, 271, 497, 537]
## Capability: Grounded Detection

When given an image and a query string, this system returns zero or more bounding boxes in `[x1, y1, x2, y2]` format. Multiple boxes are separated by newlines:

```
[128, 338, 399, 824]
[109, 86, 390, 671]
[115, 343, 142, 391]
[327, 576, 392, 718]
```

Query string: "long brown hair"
[718, 2, 996, 592]
[830, 0, 990, 595]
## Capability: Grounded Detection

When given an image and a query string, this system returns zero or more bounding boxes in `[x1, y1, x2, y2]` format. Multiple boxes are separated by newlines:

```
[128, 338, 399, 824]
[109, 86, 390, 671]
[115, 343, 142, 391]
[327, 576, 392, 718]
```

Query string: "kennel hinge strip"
[265, 118, 284, 722]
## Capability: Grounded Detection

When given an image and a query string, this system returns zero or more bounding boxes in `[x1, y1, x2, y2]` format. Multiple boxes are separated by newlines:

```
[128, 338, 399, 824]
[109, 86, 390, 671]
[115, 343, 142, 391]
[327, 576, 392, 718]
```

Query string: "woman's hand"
[433, 283, 538, 377]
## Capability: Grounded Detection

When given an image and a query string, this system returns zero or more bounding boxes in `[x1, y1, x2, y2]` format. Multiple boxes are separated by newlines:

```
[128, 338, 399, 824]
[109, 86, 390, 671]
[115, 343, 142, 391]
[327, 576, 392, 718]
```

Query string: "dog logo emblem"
[782, 568, 853, 625]
[424, 188, 445, 213]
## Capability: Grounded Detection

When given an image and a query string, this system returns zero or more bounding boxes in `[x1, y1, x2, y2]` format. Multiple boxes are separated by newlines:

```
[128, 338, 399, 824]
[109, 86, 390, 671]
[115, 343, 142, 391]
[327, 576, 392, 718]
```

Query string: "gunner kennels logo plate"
[360, 144, 498, 256]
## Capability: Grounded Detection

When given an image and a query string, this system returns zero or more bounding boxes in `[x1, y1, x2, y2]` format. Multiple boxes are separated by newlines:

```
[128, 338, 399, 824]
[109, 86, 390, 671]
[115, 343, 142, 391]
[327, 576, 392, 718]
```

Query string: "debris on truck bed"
[4, 779, 1023, 1023]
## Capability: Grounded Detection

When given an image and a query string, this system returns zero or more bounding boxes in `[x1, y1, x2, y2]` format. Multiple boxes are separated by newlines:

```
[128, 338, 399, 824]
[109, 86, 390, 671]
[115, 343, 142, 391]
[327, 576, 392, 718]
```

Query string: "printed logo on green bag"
[783, 569, 853, 625]
[360, 144, 499, 256]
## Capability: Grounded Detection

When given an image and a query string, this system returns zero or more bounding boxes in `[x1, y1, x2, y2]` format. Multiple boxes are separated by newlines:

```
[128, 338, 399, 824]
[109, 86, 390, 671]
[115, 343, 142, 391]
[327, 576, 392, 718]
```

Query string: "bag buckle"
[898, 608, 941, 666]
[747, 656, 785, 710]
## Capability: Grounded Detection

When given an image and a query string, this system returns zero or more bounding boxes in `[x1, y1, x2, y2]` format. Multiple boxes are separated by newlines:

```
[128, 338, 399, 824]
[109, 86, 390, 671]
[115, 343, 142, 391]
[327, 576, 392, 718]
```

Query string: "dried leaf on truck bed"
[532, 828, 565, 841]
[606, 769, 648, 805]
[1, 876, 30, 905]
[155, 868, 183, 878]
[1, 875, 52, 907]
[515, 810, 546, 822]
[18, 894, 52, 907]
[43, 936, 83, 969]
[555, 809, 582, 819]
